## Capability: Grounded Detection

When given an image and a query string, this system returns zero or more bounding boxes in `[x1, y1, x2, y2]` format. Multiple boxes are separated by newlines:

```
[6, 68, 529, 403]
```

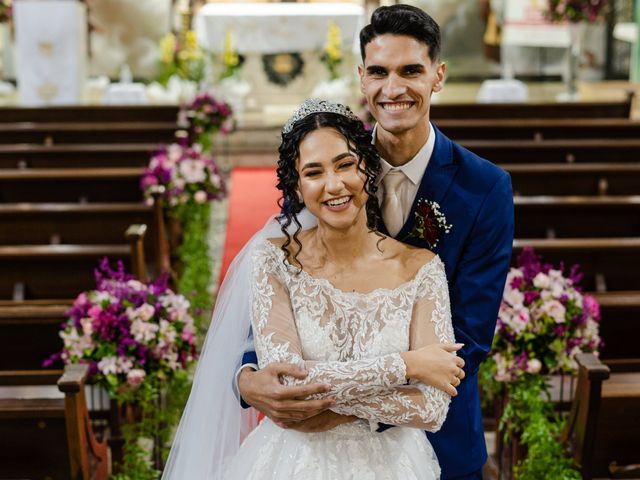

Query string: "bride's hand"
[238, 362, 336, 424]
[400, 343, 465, 396]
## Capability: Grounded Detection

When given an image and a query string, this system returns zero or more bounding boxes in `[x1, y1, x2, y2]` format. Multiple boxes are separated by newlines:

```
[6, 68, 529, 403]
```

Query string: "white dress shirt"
[374, 123, 436, 229]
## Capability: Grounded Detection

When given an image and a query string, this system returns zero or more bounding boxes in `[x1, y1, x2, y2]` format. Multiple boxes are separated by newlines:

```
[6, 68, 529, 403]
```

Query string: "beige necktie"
[382, 170, 406, 237]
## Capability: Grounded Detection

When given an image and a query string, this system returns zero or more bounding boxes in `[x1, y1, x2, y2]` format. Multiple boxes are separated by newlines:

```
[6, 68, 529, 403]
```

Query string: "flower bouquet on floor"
[479, 247, 601, 479]
[141, 142, 226, 329]
[46, 259, 198, 476]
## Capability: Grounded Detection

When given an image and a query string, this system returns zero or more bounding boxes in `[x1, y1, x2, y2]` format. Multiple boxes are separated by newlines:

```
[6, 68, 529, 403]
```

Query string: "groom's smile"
[359, 34, 445, 138]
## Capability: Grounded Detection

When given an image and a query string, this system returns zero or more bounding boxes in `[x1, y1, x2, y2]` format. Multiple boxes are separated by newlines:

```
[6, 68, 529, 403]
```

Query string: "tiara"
[282, 98, 360, 134]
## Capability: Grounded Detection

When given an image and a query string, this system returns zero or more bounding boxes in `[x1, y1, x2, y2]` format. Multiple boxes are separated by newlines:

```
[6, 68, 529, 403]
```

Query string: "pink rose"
[194, 190, 208, 204]
[127, 369, 146, 388]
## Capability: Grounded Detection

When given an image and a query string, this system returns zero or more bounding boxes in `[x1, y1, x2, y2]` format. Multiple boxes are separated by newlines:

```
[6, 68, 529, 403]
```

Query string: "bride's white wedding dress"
[222, 240, 455, 479]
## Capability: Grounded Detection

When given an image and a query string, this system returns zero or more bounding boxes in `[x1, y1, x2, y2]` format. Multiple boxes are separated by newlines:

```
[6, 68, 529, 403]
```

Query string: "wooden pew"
[430, 97, 633, 119]
[460, 138, 640, 164]
[0, 302, 68, 370]
[0, 121, 178, 145]
[0, 201, 170, 274]
[562, 353, 610, 480]
[436, 118, 640, 141]
[514, 196, 640, 239]
[0, 224, 148, 371]
[0, 365, 109, 479]
[0, 168, 142, 203]
[0, 202, 155, 245]
[0, 105, 180, 123]
[0, 223, 148, 300]
[512, 238, 640, 292]
[563, 354, 640, 479]
[0, 143, 158, 169]
[215, 138, 640, 169]
[593, 292, 640, 366]
[506, 163, 640, 196]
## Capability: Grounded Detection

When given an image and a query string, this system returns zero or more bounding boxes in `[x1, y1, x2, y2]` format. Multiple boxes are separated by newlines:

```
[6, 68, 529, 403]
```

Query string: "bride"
[162, 100, 463, 479]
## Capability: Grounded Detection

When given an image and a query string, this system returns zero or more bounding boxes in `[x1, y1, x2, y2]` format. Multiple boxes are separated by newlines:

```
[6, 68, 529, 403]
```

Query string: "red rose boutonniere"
[404, 199, 452, 249]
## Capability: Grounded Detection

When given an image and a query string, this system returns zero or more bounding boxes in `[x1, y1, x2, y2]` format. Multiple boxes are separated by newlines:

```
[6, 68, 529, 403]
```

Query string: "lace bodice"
[251, 240, 455, 431]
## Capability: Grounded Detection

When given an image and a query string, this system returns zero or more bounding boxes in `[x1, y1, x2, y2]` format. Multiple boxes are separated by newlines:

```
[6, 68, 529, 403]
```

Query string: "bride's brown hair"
[276, 111, 383, 269]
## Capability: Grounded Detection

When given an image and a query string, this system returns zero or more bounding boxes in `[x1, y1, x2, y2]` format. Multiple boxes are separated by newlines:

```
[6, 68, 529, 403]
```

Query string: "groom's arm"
[450, 172, 514, 375]
[238, 364, 336, 425]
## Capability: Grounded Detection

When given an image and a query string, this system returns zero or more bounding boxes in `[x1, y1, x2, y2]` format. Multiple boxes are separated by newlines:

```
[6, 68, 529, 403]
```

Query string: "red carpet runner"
[219, 167, 279, 282]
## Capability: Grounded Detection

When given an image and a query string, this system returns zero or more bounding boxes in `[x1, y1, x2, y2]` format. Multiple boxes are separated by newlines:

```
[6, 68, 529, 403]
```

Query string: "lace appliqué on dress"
[251, 240, 454, 432]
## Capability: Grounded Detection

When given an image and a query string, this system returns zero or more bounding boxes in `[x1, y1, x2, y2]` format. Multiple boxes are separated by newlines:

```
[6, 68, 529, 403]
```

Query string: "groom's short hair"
[359, 4, 441, 63]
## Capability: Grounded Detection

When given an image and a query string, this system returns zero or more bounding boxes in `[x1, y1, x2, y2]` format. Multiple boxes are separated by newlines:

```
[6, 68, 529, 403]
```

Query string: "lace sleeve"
[335, 259, 454, 431]
[251, 247, 408, 403]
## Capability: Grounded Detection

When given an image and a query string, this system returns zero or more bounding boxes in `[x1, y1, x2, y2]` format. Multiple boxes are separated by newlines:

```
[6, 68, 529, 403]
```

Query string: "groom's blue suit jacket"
[380, 126, 514, 478]
[242, 126, 514, 479]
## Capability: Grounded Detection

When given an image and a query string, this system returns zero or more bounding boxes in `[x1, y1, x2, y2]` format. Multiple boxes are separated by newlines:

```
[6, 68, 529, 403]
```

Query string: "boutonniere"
[404, 199, 452, 249]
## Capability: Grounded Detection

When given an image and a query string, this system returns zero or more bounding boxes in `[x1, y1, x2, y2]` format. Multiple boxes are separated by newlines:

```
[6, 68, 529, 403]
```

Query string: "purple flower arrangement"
[141, 142, 226, 207]
[187, 92, 235, 140]
[490, 247, 602, 382]
[45, 259, 198, 396]
[546, 0, 608, 23]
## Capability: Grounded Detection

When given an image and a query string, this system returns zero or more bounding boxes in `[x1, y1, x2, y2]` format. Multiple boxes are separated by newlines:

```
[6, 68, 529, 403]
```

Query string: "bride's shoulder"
[398, 243, 438, 270]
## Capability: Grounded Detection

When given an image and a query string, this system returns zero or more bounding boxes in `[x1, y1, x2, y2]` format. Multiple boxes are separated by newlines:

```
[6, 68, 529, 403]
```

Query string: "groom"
[238, 5, 514, 479]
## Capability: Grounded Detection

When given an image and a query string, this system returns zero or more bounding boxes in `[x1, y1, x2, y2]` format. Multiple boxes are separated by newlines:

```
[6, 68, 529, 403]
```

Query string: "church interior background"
[1, 0, 639, 478]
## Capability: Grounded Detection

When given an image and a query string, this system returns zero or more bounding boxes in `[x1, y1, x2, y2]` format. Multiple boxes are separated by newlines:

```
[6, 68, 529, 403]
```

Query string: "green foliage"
[173, 201, 213, 333]
[496, 374, 581, 480]
[111, 371, 192, 479]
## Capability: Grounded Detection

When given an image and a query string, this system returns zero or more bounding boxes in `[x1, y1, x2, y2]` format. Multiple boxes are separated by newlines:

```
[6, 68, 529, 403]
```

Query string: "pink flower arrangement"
[546, 0, 608, 23]
[45, 259, 198, 395]
[141, 142, 226, 207]
[187, 92, 235, 139]
[489, 247, 602, 382]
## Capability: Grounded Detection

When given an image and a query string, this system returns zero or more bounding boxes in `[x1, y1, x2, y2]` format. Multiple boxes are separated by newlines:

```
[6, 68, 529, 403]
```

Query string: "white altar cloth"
[194, 3, 364, 54]
[14, 0, 87, 106]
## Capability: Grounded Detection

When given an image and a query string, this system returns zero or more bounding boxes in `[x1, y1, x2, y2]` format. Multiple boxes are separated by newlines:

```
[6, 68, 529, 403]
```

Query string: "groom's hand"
[238, 362, 335, 425]
[285, 410, 358, 432]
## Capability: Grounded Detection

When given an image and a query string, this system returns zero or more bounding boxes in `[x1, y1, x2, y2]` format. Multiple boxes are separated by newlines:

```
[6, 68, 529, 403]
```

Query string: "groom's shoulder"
[452, 140, 508, 185]
[439, 136, 510, 198]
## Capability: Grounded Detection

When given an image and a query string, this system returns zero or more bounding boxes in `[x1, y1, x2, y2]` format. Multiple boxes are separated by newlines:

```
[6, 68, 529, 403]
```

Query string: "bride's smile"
[297, 127, 368, 230]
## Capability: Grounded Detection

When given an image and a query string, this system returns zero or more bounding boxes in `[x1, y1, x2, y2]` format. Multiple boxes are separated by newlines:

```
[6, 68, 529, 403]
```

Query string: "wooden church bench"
[0, 143, 158, 169]
[0, 167, 143, 203]
[436, 118, 640, 141]
[0, 105, 180, 123]
[512, 238, 640, 292]
[0, 121, 178, 145]
[514, 195, 640, 239]
[460, 138, 640, 164]
[506, 163, 640, 196]
[0, 364, 109, 479]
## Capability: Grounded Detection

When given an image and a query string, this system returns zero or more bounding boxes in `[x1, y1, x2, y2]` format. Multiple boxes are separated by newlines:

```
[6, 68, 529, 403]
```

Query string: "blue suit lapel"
[394, 126, 459, 251]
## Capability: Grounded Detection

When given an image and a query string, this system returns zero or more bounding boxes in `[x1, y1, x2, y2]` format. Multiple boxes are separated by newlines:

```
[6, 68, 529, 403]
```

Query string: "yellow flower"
[159, 33, 176, 64]
[324, 22, 343, 62]
[184, 30, 199, 53]
[223, 30, 239, 68]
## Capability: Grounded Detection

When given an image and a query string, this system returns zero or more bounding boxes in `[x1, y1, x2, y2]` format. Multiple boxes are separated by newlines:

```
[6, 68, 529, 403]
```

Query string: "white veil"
[162, 209, 318, 479]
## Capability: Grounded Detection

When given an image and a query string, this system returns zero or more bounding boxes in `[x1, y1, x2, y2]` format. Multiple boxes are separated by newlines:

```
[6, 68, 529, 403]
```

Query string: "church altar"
[194, 2, 364, 54]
